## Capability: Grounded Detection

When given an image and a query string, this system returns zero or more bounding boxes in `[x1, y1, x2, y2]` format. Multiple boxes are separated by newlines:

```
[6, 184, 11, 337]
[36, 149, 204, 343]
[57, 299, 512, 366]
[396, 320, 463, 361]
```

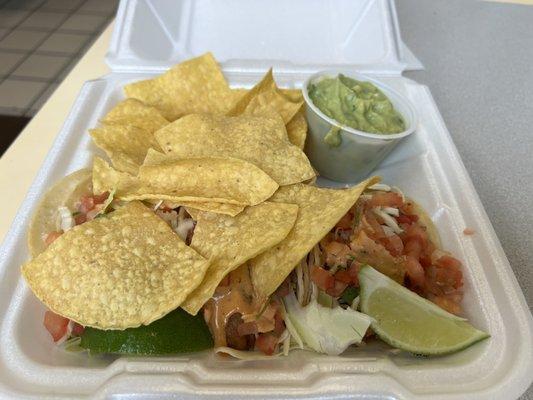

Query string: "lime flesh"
[359, 266, 489, 355]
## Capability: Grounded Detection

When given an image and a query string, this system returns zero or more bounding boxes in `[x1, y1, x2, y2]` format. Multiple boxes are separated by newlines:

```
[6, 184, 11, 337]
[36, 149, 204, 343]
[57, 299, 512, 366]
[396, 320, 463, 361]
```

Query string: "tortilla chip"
[280, 88, 304, 103]
[101, 98, 169, 133]
[93, 157, 278, 206]
[147, 198, 244, 217]
[90, 123, 156, 174]
[227, 69, 303, 124]
[124, 53, 234, 121]
[231, 88, 248, 102]
[27, 169, 92, 258]
[250, 177, 380, 299]
[177, 201, 244, 217]
[285, 109, 307, 149]
[182, 202, 298, 315]
[22, 201, 210, 330]
[154, 114, 315, 186]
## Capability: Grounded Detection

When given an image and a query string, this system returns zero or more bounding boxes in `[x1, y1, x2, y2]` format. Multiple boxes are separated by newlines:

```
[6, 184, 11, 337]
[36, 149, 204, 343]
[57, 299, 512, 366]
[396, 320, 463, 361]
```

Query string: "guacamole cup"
[303, 71, 418, 182]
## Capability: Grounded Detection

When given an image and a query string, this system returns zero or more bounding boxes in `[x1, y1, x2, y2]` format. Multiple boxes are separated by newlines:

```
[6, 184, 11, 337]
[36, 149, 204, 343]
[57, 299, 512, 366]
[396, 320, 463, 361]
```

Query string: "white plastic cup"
[303, 71, 418, 183]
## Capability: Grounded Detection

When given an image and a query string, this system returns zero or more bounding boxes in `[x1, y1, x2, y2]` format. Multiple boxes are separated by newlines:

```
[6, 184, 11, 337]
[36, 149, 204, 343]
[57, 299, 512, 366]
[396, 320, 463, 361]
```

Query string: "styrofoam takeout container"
[303, 70, 418, 182]
[0, 0, 531, 399]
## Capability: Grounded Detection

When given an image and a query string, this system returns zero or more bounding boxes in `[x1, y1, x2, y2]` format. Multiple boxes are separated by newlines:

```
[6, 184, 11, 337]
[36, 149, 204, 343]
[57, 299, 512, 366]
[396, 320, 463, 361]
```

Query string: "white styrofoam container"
[0, 0, 531, 399]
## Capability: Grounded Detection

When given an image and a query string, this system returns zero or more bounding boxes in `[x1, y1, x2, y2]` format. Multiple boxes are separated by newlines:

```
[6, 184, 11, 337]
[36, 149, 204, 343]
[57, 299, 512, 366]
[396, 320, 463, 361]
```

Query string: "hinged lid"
[106, 0, 422, 76]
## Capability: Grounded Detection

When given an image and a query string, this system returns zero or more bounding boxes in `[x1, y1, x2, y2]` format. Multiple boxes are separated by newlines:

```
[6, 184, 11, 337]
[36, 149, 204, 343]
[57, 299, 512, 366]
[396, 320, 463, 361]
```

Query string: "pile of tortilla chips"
[22, 52, 377, 332]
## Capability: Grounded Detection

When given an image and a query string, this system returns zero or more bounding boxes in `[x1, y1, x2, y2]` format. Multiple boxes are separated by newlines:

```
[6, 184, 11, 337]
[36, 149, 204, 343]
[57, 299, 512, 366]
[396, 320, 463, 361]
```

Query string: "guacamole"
[308, 74, 405, 137]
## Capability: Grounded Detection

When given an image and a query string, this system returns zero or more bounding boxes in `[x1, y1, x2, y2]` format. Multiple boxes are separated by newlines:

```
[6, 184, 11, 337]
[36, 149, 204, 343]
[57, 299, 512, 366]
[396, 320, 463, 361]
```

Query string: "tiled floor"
[0, 0, 118, 117]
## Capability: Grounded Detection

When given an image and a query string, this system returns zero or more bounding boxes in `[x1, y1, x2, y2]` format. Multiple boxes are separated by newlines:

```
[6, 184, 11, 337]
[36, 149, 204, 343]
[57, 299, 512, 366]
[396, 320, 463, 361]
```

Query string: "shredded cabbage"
[57, 206, 74, 232]
[283, 292, 372, 355]
[175, 218, 194, 241]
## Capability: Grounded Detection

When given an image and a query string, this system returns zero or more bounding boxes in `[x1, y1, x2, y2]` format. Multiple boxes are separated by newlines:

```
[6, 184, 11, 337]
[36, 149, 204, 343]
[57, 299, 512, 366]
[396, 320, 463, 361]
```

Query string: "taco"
[27, 169, 93, 257]
[200, 183, 466, 357]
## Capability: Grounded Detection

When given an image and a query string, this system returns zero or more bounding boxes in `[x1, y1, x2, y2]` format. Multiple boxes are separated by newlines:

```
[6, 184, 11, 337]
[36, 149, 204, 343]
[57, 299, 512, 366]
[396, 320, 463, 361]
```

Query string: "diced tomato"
[334, 269, 353, 284]
[403, 224, 428, 247]
[71, 323, 85, 336]
[347, 263, 361, 286]
[404, 256, 425, 288]
[396, 214, 419, 224]
[436, 255, 463, 270]
[237, 321, 258, 336]
[310, 266, 335, 291]
[255, 333, 279, 356]
[74, 213, 87, 225]
[364, 211, 387, 239]
[273, 310, 285, 336]
[44, 231, 62, 247]
[335, 212, 353, 229]
[323, 241, 351, 268]
[78, 192, 108, 214]
[419, 254, 432, 269]
[429, 265, 463, 290]
[43, 311, 69, 342]
[382, 234, 404, 257]
[78, 196, 95, 214]
[369, 192, 403, 208]
[404, 238, 423, 260]
[275, 278, 291, 298]
[430, 295, 462, 315]
[92, 191, 109, 205]
[326, 280, 348, 297]
[400, 201, 416, 215]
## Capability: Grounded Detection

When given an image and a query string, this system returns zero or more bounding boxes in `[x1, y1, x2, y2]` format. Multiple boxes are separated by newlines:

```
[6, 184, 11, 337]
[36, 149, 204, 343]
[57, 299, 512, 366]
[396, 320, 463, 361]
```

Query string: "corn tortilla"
[285, 109, 307, 149]
[22, 201, 210, 330]
[227, 69, 303, 124]
[124, 53, 234, 121]
[250, 177, 380, 299]
[93, 156, 278, 206]
[90, 123, 156, 174]
[154, 114, 315, 186]
[101, 98, 169, 133]
[182, 202, 299, 315]
[27, 169, 92, 258]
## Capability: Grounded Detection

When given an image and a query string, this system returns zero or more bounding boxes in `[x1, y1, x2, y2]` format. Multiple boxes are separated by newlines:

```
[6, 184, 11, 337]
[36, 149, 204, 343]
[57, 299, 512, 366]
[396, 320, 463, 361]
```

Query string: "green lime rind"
[359, 265, 489, 356]
[80, 308, 213, 355]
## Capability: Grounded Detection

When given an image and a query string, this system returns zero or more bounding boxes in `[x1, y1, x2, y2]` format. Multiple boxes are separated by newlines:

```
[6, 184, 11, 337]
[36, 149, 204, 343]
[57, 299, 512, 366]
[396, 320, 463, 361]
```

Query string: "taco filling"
[22, 56, 486, 358]
[198, 183, 465, 356]
[27, 177, 486, 357]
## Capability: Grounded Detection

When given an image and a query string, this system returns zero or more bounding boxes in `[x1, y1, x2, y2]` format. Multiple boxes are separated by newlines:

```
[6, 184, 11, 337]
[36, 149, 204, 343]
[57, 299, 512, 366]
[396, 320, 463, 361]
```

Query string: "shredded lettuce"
[57, 206, 74, 232]
[283, 292, 372, 355]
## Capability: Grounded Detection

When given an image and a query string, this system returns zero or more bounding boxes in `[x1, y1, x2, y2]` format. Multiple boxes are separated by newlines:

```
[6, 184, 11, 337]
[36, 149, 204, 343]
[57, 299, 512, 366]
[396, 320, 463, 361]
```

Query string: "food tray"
[0, 0, 531, 398]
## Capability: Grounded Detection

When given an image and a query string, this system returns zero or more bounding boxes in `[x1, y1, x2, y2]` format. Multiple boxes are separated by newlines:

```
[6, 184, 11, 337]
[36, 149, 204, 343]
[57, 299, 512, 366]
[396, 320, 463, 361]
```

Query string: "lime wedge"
[359, 265, 489, 355]
[80, 308, 213, 355]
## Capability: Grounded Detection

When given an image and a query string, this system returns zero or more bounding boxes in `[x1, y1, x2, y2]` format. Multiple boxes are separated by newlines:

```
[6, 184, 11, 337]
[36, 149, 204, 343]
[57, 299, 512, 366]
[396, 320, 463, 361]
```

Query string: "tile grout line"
[3, 26, 107, 36]
[0, 0, 88, 115]
[0, 1, 61, 84]
[24, 14, 117, 115]
[0, 0, 119, 116]
[25, 16, 114, 115]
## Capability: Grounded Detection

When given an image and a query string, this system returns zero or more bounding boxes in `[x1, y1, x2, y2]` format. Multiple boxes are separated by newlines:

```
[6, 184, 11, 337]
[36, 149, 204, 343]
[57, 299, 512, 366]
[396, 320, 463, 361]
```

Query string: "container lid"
[106, 0, 423, 75]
